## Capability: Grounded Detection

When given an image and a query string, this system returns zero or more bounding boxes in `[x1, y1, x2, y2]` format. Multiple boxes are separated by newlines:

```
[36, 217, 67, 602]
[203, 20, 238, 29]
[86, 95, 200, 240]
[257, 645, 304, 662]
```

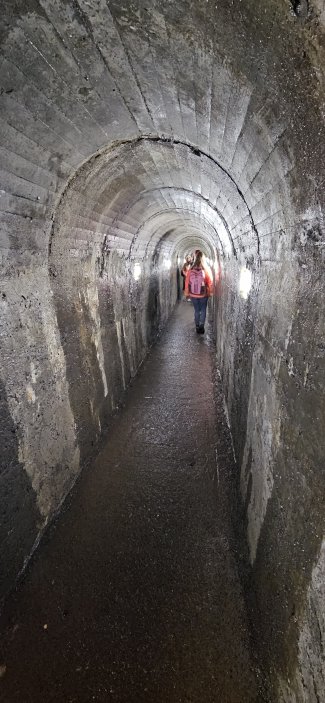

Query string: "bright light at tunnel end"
[239, 267, 253, 300]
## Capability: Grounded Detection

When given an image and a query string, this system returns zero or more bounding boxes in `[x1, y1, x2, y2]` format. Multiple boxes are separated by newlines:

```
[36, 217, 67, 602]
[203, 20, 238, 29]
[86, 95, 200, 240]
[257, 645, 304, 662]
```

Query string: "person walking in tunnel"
[180, 254, 193, 300]
[185, 250, 213, 334]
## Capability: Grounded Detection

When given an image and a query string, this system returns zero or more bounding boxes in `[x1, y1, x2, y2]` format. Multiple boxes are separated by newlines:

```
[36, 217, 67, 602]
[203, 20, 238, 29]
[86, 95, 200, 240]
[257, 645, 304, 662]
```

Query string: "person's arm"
[185, 269, 191, 297]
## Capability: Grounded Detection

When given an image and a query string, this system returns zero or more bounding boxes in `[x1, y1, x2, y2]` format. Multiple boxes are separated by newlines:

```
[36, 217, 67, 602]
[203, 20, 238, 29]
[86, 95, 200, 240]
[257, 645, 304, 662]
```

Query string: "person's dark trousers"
[191, 297, 208, 328]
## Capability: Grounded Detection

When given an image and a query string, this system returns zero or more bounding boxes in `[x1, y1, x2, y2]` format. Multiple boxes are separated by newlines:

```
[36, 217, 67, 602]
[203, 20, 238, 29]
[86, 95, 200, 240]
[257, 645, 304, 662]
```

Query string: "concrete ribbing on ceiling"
[0, 0, 325, 700]
[49, 137, 259, 262]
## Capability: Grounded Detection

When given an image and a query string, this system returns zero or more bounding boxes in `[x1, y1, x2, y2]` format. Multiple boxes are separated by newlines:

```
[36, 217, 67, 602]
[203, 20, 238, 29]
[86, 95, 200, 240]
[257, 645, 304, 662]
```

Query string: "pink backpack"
[189, 268, 206, 295]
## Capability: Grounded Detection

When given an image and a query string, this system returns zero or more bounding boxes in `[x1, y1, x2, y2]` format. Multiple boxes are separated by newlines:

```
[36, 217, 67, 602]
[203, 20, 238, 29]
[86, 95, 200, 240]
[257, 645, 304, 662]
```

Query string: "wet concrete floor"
[0, 302, 261, 702]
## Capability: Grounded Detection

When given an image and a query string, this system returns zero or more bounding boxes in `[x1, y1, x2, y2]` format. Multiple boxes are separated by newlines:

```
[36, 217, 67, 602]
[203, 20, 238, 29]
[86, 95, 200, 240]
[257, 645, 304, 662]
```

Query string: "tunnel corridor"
[0, 0, 325, 701]
[0, 304, 260, 702]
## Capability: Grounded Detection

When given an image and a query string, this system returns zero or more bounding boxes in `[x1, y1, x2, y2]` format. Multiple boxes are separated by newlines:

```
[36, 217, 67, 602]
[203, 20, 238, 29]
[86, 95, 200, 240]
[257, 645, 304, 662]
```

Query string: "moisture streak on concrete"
[0, 304, 260, 703]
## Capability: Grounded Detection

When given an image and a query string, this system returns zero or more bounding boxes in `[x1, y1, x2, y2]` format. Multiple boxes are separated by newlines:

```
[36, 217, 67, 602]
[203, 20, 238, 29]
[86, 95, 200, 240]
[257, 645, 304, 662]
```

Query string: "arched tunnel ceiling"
[50, 135, 280, 269]
[1, 0, 324, 273]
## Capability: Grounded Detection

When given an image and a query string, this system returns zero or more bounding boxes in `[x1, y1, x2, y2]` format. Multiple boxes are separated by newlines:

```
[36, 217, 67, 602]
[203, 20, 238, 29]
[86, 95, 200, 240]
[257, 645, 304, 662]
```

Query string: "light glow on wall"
[133, 262, 142, 281]
[239, 267, 252, 299]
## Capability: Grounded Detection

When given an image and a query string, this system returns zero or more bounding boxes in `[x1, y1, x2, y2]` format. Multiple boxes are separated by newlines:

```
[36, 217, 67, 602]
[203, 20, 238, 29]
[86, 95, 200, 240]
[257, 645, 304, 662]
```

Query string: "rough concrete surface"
[0, 0, 325, 700]
[0, 304, 262, 703]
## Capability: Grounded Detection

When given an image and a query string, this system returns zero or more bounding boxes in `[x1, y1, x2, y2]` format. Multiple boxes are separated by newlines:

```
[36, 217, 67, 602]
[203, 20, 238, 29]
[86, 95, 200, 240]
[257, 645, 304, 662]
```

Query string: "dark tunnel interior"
[0, 0, 324, 700]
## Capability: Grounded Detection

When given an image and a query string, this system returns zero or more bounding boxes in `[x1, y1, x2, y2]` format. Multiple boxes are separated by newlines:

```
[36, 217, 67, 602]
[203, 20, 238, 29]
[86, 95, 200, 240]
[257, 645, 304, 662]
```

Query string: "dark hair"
[192, 250, 203, 268]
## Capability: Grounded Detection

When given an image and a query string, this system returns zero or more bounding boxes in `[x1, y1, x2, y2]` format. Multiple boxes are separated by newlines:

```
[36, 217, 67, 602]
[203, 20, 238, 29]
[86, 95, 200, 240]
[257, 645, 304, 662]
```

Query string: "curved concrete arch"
[127, 207, 225, 260]
[176, 234, 215, 258]
[147, 222, 219, 260]
[100, 184, 234, 262]
[0, 3, 324, 699]
[48, 135, 256, 264]
[124, 186, 234, 258]
[146, 222, 222, 261]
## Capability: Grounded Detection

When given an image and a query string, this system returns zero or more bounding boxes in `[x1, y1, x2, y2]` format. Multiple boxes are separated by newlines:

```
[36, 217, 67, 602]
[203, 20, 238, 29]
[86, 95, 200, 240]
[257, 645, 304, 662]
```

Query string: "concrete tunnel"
[0, 0, 324, 700]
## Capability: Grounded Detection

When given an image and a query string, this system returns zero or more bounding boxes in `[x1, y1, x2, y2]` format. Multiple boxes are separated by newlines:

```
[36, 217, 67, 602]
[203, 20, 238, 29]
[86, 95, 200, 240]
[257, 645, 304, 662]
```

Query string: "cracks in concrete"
[98, 2, 156, 132]
[290, 1, 310, 19]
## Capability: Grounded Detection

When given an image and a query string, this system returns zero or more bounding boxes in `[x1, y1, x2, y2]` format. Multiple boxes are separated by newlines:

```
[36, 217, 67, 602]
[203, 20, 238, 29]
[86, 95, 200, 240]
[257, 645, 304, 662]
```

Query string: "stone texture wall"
[0, 0, 324, 700]
[1, 187, 177, 601]
[215, 213, 325, 699]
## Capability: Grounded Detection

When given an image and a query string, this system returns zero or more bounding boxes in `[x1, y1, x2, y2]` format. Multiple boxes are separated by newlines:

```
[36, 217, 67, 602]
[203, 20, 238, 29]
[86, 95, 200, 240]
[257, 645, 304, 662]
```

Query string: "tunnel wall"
[50, 225, 178, 470]
[0, 195, 177, 603]
[215, 217, 325, 699]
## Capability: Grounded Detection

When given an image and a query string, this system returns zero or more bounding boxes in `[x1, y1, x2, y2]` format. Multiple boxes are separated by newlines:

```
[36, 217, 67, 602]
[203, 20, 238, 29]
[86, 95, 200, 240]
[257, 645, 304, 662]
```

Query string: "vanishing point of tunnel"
[0, 1, 324, 701]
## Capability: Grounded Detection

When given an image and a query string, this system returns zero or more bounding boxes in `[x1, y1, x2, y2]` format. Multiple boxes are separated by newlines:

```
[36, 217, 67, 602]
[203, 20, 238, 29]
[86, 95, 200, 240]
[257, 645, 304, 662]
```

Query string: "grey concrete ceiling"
[1, 0, 324, 271]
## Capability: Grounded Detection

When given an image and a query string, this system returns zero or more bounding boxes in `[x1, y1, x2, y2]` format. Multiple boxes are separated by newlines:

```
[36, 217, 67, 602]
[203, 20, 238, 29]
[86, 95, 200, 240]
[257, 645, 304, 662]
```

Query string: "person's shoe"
[196, 325, 201, 333]
[199, 325, 205, 334]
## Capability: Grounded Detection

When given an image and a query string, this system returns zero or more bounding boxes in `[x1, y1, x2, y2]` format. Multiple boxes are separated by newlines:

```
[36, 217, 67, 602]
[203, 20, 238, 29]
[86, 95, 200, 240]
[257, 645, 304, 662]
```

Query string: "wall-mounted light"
[239, 267, 252, 300]
[133, 262, 142, 281]
[164, 258, 172, 270]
